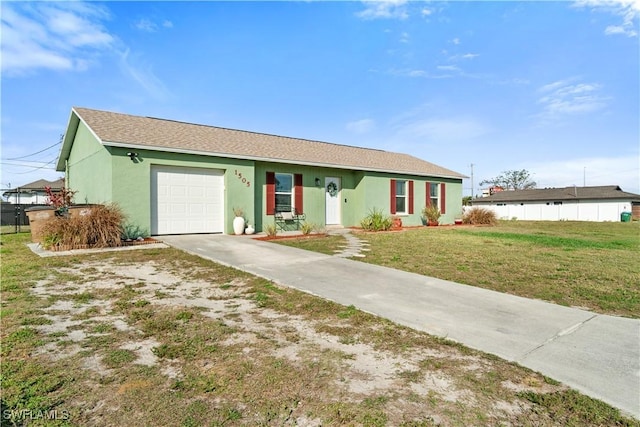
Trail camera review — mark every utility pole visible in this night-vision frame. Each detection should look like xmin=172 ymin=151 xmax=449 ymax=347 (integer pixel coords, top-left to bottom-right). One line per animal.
xmin=470 ymin=163 xmax=475 ymax=198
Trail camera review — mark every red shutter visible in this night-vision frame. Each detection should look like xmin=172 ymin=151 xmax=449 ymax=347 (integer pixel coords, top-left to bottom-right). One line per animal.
xmin=440 ymin=183 xmax=446 ymax=214
xmin=266 ymin=172 xmax=275 ymax=215
xmin=426 ymin=181 xmax=431 ymax=207
xmin=408 ymin=180 xmax=414 ymax=214
xmin=390 ymin=179 xmax=396 ymax=214
xmin=294 ymin=174 xmax=303 ymax=214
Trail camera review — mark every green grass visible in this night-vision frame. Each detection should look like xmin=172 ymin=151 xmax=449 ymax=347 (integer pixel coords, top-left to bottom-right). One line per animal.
xmin=280 ymin=221 xmax=640 ymax=318
xmin=1 ymin=232 xmax=637 ymax=426
xmin=274 ymin=233 xmax=346 ymax=255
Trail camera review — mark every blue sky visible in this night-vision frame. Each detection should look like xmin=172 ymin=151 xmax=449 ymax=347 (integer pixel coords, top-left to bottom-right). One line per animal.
xmin=2 ymin=0 xmax=639 ymax=196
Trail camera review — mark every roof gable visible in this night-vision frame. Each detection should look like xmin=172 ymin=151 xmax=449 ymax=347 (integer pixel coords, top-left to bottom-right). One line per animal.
xmin=59 ymin=107 xmax=466 ymax=179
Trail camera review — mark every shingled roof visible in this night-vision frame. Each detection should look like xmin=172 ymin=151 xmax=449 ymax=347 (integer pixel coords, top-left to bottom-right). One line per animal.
xmin=3 ymin=179 xmax=64 ymax=192
xmin=472 ymin=186 xmax=640 ymax=203
xmin=57 ymin=107 xmax=465 ymax=179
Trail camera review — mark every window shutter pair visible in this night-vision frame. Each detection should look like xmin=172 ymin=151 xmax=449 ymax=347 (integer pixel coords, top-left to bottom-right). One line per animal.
xmin=266 ymin=172 xmax=303 ymax=215
xmin=389 ymin=180 xmax=414 ymax=214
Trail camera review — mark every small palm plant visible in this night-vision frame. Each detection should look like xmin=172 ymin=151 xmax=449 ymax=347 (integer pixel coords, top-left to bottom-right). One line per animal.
xmin=422 ymin=205 xmax=441 ymax=225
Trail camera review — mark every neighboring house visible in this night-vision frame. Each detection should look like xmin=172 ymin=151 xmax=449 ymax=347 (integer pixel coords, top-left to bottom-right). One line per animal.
xmin=55 ymin=107 xmax=466 ymax=235
xmin=471 ymin=185 xmax=640 ymax=222
xmin=2 ymin=178 xmax=64 ymax=204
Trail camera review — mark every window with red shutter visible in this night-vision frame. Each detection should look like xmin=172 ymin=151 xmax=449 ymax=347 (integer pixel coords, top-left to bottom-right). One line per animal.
xmin=266 ymin=172 xmax=275 ymax=215
xmin=294 ymin=174 xmax=303 ymax=214
xmin=408 ymin=180 xmax=414 ymax=214
xmin=390 ymin=179 xmax=397 ymax=214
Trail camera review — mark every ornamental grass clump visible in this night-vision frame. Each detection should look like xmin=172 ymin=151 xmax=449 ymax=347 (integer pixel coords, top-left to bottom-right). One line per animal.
xmin=300 ymin=222 xmax=315 ymax=235
xmin=462 ymin=207 xmax=498 ymax=226
xmin=360 ymin=208 xmax=393 ymax=232
xmin=40 ymin=203 xmax=125 ymax=249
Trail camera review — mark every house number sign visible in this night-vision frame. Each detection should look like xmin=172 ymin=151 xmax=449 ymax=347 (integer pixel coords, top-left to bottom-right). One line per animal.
xmin=234 ymin=170 xmax=251 ymax=187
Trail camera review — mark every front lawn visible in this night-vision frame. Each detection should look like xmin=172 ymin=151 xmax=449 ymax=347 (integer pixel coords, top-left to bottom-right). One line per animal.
xmin=280 ymin=221 xmax=640 ymax=318
xmin=2 ymin=232 xmax=636 ymax=425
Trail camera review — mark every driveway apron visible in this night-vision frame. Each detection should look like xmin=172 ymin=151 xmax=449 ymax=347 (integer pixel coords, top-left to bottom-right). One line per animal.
xmin=161 ymin=234 xmax=640 ymax=419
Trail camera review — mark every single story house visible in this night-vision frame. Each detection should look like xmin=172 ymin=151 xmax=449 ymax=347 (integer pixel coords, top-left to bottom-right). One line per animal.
xmin=471 ymin=185 xmax=640 ymax=222
xmin=2 ymin=178 xmax=64 ymax=204
xmin=55 ymin=107 xmax=466 ymax=235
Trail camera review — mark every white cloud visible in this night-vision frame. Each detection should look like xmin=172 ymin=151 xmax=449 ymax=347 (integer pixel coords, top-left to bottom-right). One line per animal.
xmin=119 ymin=49 xmax=169 ymax=101
xmin=1 ymin=2 xmax=114 ymax=75
xmin=528 ymin=155 xmax=640 ymax=193
xmin=400 ymin=31 xmax=410 ymax=43
xmin=451 ymin=37 xmax=461 ymax=45
xmin=356 ymin=0 xmax=409 ymax=20
xmin=437 ymin=65 xmax=460 ymax=72
xmin=135 ymin=18 xmax=157 ymax=32
xmin=134 ymin=17 xmax=174 ymax=32
xmin=394 ymin=117 xmax=491 ymax=142
xmin=537 ymin=78 xmax=609 ymax=119
xmin=448 ymin=53 xmax=480 ymax=61
xmin=421 ymin=8 xmax=433 ymax=16
xmin=346 ymin=118 xmax=376 ymax=134
xmin=573 ymin=0 xmax=639 ymax=37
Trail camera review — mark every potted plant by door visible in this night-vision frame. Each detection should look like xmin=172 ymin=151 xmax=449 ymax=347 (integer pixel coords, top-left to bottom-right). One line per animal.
xmin=232 ymin=207 xmax=245 ymax=235
xmin=422 ymin=205 xmax=441 ymax=226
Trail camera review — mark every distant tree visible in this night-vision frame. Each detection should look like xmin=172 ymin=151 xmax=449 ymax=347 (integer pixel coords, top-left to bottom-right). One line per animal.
xmin=480 ymin=169 xmax=536 ymax=191
xmin=462 ymin=196 xmax=472 ymax=206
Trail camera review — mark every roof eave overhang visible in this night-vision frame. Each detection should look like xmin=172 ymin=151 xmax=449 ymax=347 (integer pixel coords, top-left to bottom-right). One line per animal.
xmin=103 ymin=140 xmax=467 ymax=180
xmin=55 ymin=109 xmax=80 ymax=171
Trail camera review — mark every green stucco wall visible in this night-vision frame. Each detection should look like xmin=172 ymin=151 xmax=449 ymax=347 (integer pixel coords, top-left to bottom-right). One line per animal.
xmin=357 ymin=173 xmax=463 ymax=226
xmin=254 ymin=162 xmax=360 ymax=231
xmin=65 ymin=128 xmax=463 ymax=234
xmin=66 ymin=121 xmax=112 ymax=204
xmin=108 ymin=148 xmax=255 ymax=234
xmin=254 ymin=164 xmax=463 ymax=230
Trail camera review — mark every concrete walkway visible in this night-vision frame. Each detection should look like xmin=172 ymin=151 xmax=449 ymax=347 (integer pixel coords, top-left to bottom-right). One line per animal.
xmin=161 ymin=234 xmax=640 ymax=418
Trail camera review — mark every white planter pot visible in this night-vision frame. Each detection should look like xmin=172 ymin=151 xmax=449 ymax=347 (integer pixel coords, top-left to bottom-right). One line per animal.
xmin=245 ymin=225 xmax=255 ymax=235
xmin=233 ymin=216 xmax=245 ymax=235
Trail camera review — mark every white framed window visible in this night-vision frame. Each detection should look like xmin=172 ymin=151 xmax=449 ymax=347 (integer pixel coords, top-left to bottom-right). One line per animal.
xmin=275 ymin=173 xmax=293 ymax=213
xmin=395 ymin=180 xmax=407 ymax=214
xmin=429 ymin=182 xmax=439 ymax=209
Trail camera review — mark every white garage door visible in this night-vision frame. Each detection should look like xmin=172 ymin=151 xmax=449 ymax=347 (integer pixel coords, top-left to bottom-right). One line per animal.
xmin=151 ymin=166 xmax=224 ymax=235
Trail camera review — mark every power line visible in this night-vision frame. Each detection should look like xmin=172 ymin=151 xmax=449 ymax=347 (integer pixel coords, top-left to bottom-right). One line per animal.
xmin=8 ymin=158 xmax=57 ymax=174
xmin=3 ymin=140 xmax=62 ymax=161
xmin=1 ymin=160 xmax=57 ymax=166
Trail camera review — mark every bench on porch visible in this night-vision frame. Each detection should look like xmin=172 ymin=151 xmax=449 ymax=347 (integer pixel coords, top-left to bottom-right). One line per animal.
xmin=274 ymin=208 xmax=306 ymax=231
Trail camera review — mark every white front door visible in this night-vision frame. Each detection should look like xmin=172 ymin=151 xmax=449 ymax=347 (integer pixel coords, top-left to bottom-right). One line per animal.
xmin=325 ymin=177 xmax=341 ymax=225
xmin=151 ymin=166 xmax=224 ymax=235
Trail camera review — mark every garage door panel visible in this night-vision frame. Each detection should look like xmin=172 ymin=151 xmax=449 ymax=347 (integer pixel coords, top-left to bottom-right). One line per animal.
xmin=151 ymin=166 xmax=225 ymax=235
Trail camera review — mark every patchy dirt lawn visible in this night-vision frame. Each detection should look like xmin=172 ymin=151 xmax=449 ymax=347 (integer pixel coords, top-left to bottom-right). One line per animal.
xmin=3 ymin=242 xmax=634 ymax=426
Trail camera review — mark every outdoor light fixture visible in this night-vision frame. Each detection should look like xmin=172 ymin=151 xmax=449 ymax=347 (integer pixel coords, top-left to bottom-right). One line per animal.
xmin=127 ymin=152 xmax=139 ymax=160
xmin=315 ymin=177 xmax=321 ymax=186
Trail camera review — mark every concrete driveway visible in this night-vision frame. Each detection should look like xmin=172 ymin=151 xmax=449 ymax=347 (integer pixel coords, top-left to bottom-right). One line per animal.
xmin=161 ymin=234 xmax=640 ymax=419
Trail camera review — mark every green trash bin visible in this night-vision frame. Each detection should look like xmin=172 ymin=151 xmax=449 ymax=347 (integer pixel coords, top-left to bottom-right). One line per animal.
xmin=621 ymin=212 xmax=632 ymax=222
